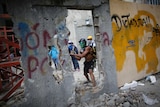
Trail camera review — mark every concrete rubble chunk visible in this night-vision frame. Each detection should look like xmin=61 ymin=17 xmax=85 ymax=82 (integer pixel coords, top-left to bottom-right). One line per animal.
xmin=142 ymin=94 xmax=159 ymax=105
xmin=123 ymin=101 xmax=130 ymax=107
xmin=146 ymin=75 xmax=156 ymax=83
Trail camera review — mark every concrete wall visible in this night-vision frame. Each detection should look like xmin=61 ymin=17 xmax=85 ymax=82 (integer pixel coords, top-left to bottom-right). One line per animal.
xmin=110 ymin=0 xmax=160 ymax=86
xmin=6 ymin=0 xmax=119 ymax=107
xmin=6 ymin=1 xmax=74 ymax=107
xmin=5 ymin=0 xmax=160 ymax=106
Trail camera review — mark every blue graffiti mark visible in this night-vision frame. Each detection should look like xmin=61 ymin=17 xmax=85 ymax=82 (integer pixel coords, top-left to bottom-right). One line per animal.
xmin=56 ymin=23 xmax=66 ymax=33
xmin=18 ymin=22 xmax=38 ymax=56
xmin=18 ymin=22 xmax=29 ymax=57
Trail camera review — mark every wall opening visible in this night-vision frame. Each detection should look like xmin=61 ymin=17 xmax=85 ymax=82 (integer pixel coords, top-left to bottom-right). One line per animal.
xmin=65 ymin=9 xmax=104 ymax=91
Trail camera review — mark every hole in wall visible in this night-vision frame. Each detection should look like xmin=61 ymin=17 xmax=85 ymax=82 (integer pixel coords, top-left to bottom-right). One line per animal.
xmin=47 ymin=9 xmax=105 ymax=91
xmin=65 ymin=9 xmax=104 ymax=92
xmin=47 ymin=20 xmax=71 ymax=84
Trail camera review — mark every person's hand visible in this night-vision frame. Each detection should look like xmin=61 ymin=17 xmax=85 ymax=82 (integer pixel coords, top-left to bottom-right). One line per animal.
xmin=70 ymin=53 xmax=74 ymax=56
xmin=49 ymin=61 xmax=52 ymax=66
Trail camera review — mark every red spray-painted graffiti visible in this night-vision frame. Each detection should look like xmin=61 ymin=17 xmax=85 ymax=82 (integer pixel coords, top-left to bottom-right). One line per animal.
xmin=28 ymin=56 xmax=38 ymax=78
xmin=19 ymin=23 xmax=53 ymax=78
xmin=28 ymin=56 xmax=48 ymax=78
xmin=103 ymin=32 xmax=110 ymax=46
xmin=19 ymin=22 xmax=68 ymax=79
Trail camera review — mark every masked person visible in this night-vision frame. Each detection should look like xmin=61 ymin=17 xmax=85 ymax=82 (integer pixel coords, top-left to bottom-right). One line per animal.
xmin=71 ymin=38 xmax=96 ymax=87
xmin=68 ymin=41 xmax=80 ymax=71
xmin=87 ymin=35 xmax=97 ymax=68
xmin=87 ymin=35 xmax=96 ymax=47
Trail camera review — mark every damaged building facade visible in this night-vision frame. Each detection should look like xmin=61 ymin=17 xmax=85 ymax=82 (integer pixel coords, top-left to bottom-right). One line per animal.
xmin=0 ymin=0 xmax=160 ymax=106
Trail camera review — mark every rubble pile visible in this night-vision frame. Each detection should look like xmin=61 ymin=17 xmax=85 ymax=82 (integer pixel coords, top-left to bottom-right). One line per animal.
xmin=0 ymin=73 xmax=160 ymax=107
xmin=70 ymin=73 xmax=160 ymax=107
xmin=71 ymin=90 xmax=144 ymax=107
xmin=71 ymin=89 xmax=159 ymax=107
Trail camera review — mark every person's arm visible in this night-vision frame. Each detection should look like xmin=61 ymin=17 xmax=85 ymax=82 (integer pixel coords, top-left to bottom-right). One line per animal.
xmin=48 ymin=50 xmax=51 ymax=56
xmin=75 ymin=46 xmax=78 ymax=54
xmin=72 ymin=47 xmax=90 ymax=58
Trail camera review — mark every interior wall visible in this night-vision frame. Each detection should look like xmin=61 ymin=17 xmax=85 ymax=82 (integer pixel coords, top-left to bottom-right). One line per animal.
xmin=110 ymin=0 xmax=160 ymax=86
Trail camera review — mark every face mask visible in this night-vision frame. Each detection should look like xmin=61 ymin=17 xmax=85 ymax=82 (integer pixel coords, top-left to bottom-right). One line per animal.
xmin=88 ymin=40 xmax=92 ymax=44
xmin=79 ymin=42 xmax=85 ymax=48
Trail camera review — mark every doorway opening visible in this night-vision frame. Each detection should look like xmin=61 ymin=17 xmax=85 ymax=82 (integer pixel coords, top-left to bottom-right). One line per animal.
xmin=66 ymin=9 xmax=104 ymax=91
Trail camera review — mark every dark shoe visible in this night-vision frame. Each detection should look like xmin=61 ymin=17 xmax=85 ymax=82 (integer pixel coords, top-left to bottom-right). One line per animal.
xmin=83 ymin=81 xmax=91 ymax=84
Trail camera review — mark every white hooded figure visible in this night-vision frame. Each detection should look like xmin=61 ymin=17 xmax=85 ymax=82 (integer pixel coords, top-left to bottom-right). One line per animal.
xmin=87 ymin=35 xmax=96 ymax=47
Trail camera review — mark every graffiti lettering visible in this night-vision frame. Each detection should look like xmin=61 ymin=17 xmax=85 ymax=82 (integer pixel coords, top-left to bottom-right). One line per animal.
xmin=111 ymin=14 xmax=122 ymax=31
xmin=19 ymin=22 xmax=70 ymax=79
xmin=19 ymin=23 xmax=52 ymax=55
xmin=26 ymin=32 xmax=39 ymax=49
xmin=28 ymin=56 xmax=38 ymax=78
xmin=153 ymin=24 xmax=160 ymax=35
xmin=121 ymin=14 xmax=130 ymax=28
xmin=111 ymin=14 xmax=151 ymax=31
xmin=18 ymin=23 xmax=53 ymax=78
xmin=103 ymin=32 xmax=109 ymax=46
xmin=28 ymin=56 xmax=48 ymax=78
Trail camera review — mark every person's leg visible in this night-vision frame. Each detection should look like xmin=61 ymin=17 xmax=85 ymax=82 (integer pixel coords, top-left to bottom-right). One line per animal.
xmin=84 ymin=72 xmax=90 ymax=82
xmin=89 ymin=69 xmax=96 ymax=87
xmin=76 ymin=59 xmax=80 ymax=69
xmin=53 ymin=58 xmax=58 ymax=69
xmin=72 ymin=58 xmax=76 ymax=70
xmin=84 ymin=62 xmax=90 ymax=82
xmin=74 ymin=59 xmax=80 ymax=70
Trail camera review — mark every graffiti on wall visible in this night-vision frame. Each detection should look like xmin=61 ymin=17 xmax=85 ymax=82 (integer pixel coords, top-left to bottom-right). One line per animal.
xmin=18 ymin=22 xmax=70 ymax=78
xmin=102 ymin=32 xmax=110 ymax=46
xmin=111 ymin=10 xmax=160 ymax=73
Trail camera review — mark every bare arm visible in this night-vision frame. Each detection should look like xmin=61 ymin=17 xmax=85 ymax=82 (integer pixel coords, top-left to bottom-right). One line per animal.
xmin=71 ymin=47 xmax=90 ymax=58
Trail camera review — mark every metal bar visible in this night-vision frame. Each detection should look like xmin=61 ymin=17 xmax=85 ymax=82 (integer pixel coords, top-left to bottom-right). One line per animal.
xmin=0 ymin=77 xmax=24 ymax=101
xmin=0 ymin=14 xmax=11 ymax=19
xmin=0 ymin=67 xmax=23 ymax=78
xmin=3 ymin=72 xmax=22 ymax=90
xmin=0 ymin=37 xmax=20 ymax=49
xmin=0 ymin=75 xmax=2 ymax=90
xmin=0 ymin=59 xmax=20 ymax=67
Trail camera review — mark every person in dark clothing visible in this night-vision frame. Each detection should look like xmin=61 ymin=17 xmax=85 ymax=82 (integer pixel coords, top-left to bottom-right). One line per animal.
xmin=70 ymin=38 xmax=96 ymax=87
xmin=68 ymin=41 xmax=80 ymax=71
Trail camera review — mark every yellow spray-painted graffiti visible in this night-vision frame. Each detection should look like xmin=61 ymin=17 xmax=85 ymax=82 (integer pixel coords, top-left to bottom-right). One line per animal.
xmin=112 ymin=10 xmax=160 ymax=73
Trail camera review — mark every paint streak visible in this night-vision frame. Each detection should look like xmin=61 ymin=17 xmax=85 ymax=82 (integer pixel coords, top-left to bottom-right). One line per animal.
xmin=103 ymin=32 xmax=109 ymax=46
xmin=28 ymin=56 xmax=38 ymax=78
xmin=18 ymin=22 xmax=38 ymax=56
xmin=32 ymin=23 xmax=40 ymax=31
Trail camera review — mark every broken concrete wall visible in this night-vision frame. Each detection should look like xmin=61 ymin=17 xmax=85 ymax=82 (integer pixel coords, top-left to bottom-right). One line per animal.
xmin=93 ymin=3 xmax=118 ymax=93
xmin=110 ymin=0 xmax=160 ymax=86
xmin=6 ymin=0 xmax=118 ymax=107
xmin=7 ymin=1 xmax=74 ymax=107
